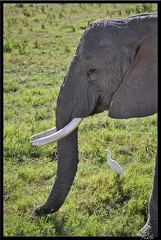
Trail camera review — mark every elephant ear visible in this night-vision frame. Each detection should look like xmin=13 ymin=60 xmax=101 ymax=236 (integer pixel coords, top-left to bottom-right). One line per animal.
xmin=109 ymin=35 xmax=157 ymax=119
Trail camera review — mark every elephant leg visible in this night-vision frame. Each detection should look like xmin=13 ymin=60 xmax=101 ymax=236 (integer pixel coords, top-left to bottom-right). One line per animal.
xmin=140 ymin=151 xmax=158 ymax=237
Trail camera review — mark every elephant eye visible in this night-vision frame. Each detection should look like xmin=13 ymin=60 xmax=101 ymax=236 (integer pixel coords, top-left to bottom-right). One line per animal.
xmin=87 ymin=69 xmax=95 ymax=76
xmin=87 ymin=69 xmax=97 ymax=82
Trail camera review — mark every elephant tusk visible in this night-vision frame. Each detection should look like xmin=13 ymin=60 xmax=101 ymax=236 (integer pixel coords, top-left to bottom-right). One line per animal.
xmin=30 ymin=117 xmax=83 ymax=146
xmin=28 ymin=127 xmax=57 ymax=141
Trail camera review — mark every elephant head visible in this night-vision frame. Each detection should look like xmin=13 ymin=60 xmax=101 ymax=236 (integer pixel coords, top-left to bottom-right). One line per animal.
xmin=30 ymin=13 xmax=157 ymax=219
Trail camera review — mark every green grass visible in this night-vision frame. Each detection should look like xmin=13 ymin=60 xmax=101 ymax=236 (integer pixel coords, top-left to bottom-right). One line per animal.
xmin=4 ymin=3 xmax=157 ymax=237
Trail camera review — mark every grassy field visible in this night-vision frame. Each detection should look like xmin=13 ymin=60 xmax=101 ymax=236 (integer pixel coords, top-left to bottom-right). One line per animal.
xmin=4 ymin=3 xmax=157 ymax=237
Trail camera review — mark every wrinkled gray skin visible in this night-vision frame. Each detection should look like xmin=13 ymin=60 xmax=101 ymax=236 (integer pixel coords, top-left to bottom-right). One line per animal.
xmin=32 ymin=13 xmax=157 ymax=236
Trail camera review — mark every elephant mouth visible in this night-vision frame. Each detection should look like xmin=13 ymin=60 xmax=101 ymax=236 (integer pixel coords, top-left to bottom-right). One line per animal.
xmin=90 ymin=100 xmax=110 ymax=116
xmin=90 ymin=92 xmax=112 ymax=116
xmin=90 ymin=105 xmax=104 ymax=115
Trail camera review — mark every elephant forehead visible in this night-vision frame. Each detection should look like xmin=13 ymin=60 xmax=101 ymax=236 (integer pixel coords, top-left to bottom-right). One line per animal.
xmin=84 ymin=52 xmax=106 ymax=63
xmin=83 ymin=42 xmax=118 ymax=61
xmin=82 ymin=30 xmax=122 ymax=54
xmin=98 ymin=38 xmax=113 ymax=47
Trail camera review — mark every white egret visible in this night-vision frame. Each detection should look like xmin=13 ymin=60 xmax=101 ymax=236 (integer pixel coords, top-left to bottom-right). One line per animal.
xmin=105 ymin=149 xmax=126 ymax=176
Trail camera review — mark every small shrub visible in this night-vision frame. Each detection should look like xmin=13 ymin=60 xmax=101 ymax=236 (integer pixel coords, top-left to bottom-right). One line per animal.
xmin=4 ymin=38 xmax=13 ymax=53
xmin=41 ymin=5 xmax=46 ymax=13
xmin=58 ymin=11 xmax=64 ymax=18
xmin=65 ymin=46 xmax=70 ymax=53
xmin=135 ymin=5 xmax=142 ymax=14
xmin=71 ymin=26 xmax=76 ymax=32
xmin=16 ymin=3 xmax=24 ymax=8
xmin=142 ymin=3 xmax=153 ymax=12
xmin=33 ymin=40 xmax=39 ymax=49
xmin=126 ymin=9 xmax=131 ymax=15
xmin=3 ymin=82 xmax=19 ymax=93
xmin=13 ymin=39 xmax=28 ymax=55
xmin=118 ymin=10 xmax=122 ymax=16
xmin=23 ymin=9 xmax=31 ymax=17
xmin=41 ymin=23 xmax=45 ymax=29
xmin=135 ymin=4 xmax=153 ymax=14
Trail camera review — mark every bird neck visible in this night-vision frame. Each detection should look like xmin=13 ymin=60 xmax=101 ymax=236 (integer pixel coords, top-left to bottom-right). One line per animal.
xmin=107 ymin=152 xmax=111 ymax=159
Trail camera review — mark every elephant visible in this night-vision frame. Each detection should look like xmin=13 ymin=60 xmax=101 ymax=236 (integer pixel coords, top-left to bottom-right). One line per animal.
xmin=29 ymin=13 xmax=158 ymax=237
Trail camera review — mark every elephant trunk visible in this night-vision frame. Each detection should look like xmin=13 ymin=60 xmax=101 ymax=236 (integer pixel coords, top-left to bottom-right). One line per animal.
xmin=32 ymin=76 xmax=79 ymax=216
xmin=32 ymin=131 xmax=78 ymax=216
